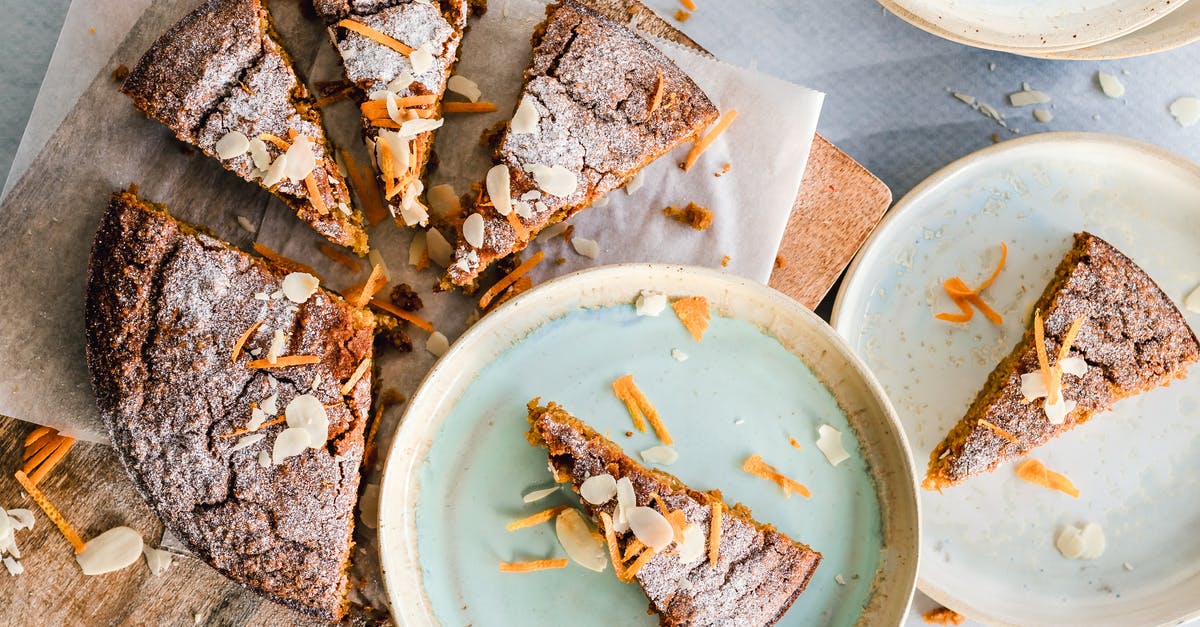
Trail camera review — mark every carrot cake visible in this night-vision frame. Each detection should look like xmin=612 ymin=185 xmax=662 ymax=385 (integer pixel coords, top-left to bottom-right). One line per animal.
xmin=85 ymin=189 xmax=378 ymax=619
xmin=528 ymin=401 xmax=821 ymax=625
xmin=925 ymin=232 xmax=1200 ymax=490
xmin=122 ymin=0 xmax=367 ymax=254
xmin=312 ymin=0 xmax=471 ymax=228
xmin=443 ymin=1 xmax=718 ymax=287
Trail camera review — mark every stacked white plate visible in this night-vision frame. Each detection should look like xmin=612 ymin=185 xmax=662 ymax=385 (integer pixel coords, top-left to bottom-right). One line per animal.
xmin=878 ymin=0 xmax=1200 ymax=59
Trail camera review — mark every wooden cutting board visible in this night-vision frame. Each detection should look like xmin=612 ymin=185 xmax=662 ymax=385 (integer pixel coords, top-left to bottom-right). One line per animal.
xmin=0 ymin=2 xmax=889 ymax=624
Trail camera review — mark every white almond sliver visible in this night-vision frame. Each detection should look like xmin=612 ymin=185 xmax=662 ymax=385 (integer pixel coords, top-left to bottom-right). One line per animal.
xmin=76 ymin=526 xmax=144 ymax=576
xmin=142 ymin=546 xmax=173 ymax=576
xmin=427 ymin=183 xmax=461 ymax=218
xmin=1056 ymin=523 xmax=1106 ymax=559
xmin=1009 ymin=90 xmax=1051 ymax=107
xmin=267 ymin=329 xmax=285 ymax=364
xmin=510 ymin=97 xmax=539 ymax=135
xmin=614 ymin=477 xmax=635 ymax=533
xmin=446 ymin=75 xmax=482 ymax=102
xmin=261 ymin=152 xmax=289 ymax=188
xmin=635 ymin=290 xmax=667 ymax=316
xmin=3 ymin=556 xmax=22 ymax=576
xmin=625 ymin=170 xmax=645 ymax=195
xmin=258 ymin=450 xmax=271 ymax=468
xmin=426 ymin=228 xmax=454 ymax=267
xmin=230 ymin=433 xmax=266 ymax=453
xmin=572 ymin=238 xmax=599 ymax=259
xmin=368 ymin=248 xmax=391 ymax=284
xmin=627 ymin=506 xmax=674 ymax=551
xmin=260 ymin=393 xmax=278 ymax=416
xmin=399 ymin=117 xmax=444 ymax=139
xmin=6 ymin=509 xmax=33 ymax=531
xmin=512 ymin=200 xmax=533 ymax=219
xmin=272 ymin=427 xmax=312 ymax=464
xmin=1059 ymin=357 xmax=1087 ymax=377
xmin=248 ymin=407 xmax=268 ymax=432
xmin=0 ymin=509 xmax=9 ymax=544
xmin=408 ymin=230 xmax=428 ymax=267
xmin=360 ymin=483 xmax=380 ymax=529
xmin=556 ymin=508 xmax=607 ymax=572
xmin=281 ymin=272 xmax=320 ymax=304
xmin=387 ymin=71 xmax=415 ymax=93
xmin=640 ymin=445 xmax=678 ymax=466
xmin=215 ymin=131 xmax=250 ymax=160
xmin=1097 ymin=72 xmax=1125 ymax=98
xmin=486 ymin=165 xmax=512 ymax=216
xmin=236 ymin=215 xmax=257 ymax=234
xmin=427 ymin=331 xmax=450 ymax=357
xmin=248 ymin=139 xmax=270 ymax=171
xmin=525 ymin=164 xmax=578 ymax=197
xmin=1033 ymin=109 xmax=1053 ymax=123
xmin=282 ymin=136 xmax=318 ymax=182
xmin=523 ymin=487 xmax=558 ymax=503
xmin=1043 ymin=396 xmax=1076 ymax=425
xmin=1019 ymin=371 xmax=1048 ymax=401
xmin=816 ymin=425 xmax=851 ymax=466
xmin=463 ymin=213 xmax=486 ymax=248
xmin=535 ymin=222 xmax=569 ymax=242
xmin=1079 ymin=522 xmax=1106 ymax=559
xmin=285 ymin=394 xmax=329 ymax=449
xmin=671 ymin=348 xmax=688 ymax=362
xmin=386 ymin=91 xmax=403 ymax=125
xmin=580 ymin=474 xmax=617 ymax=504
xmin=676 ymin=524 xmax=705 ymax=564
xmin=1185 ymin=284 xmax=1200 ymax=313
xmin=409 ymin=42 xmax=435 ymax=74
xmin=1170 ymin=97 xmax=1200 ymax=127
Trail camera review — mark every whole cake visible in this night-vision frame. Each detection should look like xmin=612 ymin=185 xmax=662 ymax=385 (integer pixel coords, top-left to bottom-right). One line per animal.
xmin=443 ymin=0 xmax=719 ymax=287
xmin=312 ymin=0 xmax=471 ymax=228
xmin=85 ymin=189 xmax=378 ymax=619
xmin=122 ymin=0 xmax=367 ymax=254
xmin=528 ymin=401 xmax=822 ymax=625
xmin=924 ymin=232 xmax=1200 ymax=490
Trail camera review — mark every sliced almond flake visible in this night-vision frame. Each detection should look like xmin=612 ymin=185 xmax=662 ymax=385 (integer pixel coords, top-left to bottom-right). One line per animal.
xmin=556 ymin=508 xmax=607 ymax=572
xmin=253 ymin=292 xmax=269 ymax=301
xmin=816 ymin=425 xmax=851 ymax=466
xmin=76 ymin=527 xmax=144 ymax=575
xmin=1185 ymin=284 xmax=1200 ymax=313
xmin=447 ymin=75 xmax=482 ymax=102
xmin=486 ymin=165 xmax=512 ymax=216
xmin=399 ymin=117 xmax=443 ymax=139
xmin=142 ymin=546 xmax=173 ymax=576
xmin=535 ymin=222 xmax=569 ymax=242
xmin=260 ymin=393 xmax=278 ymax=416
xmin=627 ymin=506 xmax=673 ymax=551
xmin=1056 ymin=522 xmax=1105 ymax=559
xmin=1043 ymin=396 xmax=1076 ymax=425
xmin=1009 ymin=90 xmax=1051 ymax=107
xmin=368 ymin=248 xmax=391 ymax=283
xmin=285 ymin=394 xmax=329 ymax=449
xmin=386 ymin=91 xmax=403 ymax=125
xmin=952 ymin=92 xmax=976 ymax=106
xmin=522 ymin=487 xmax=558 ymax=503
xmin=236 ymin=215 xmax=257 ymax=234
xmin=624 ymin=170 xmax=645 ymax=195
xmin=426 ymin=228 xmax=454 ymax=267
xmin=614 ymin=477 xmax=635 ymax=533
xmin=572 ymin=238 xmax=599 ymax=259
xmin=360 ymin=483 xmax=380 ymax=529
xmin=272 ymin=427 xmax=311 ymax=464
xmin=215 ymin=131 xmax=250 ymax=160
xmin=282 ymin=136 xmax=317 ymax=182
xmin=1033 ymin=109 xmax=1054 ymax=123
xmin=270 ymin=289 xmax=284 ymax=300
xmin=261 ymin=151 xmax=289 ymax=187
xmin=409 ymin=42 xmax=435 ymax=74
xmin=427 ymin=183 xmax=461 ymax=218
xmin=1170 ymin=97 xmax=1200 ymax=127
xmin=463 ymin=213 xmax=486 ymax=248
xmin=1059 ymin=356 xmax=1087 ymax=377
xmin=281 ymin=272 xmax=320 ymax=304
xmin=512 ymin=200 xmax=533 ymax=219
xmin=258 ymin=451 xmax=270 ymax=468
xmin=7 ymin=509 xmax=33 ymax=531
xmin=525 ymin=164 xmax=577 ymax=197
xmin=1020 ymin=371 xmax=1048 ymax=401
xmin=427 ymin=331 xmax=450 ymax=357
xmin=311 ymin=373 xmax=322 ymax=392
xmin=639 ymin=445 xmax=678 ymax=466
xmin=408 ymin=231 xmax=428 ymax=268
xmin=230 ymin=433 xmax=266 ymax=453
xmin=510 ymin=96 xmax=539 ymax=135
xmin=835 ymin=574 xmax=847 ymax=585
xmin=3 ymin=556 xmax=22 ymax=576
xmin=248 ymin=138 xmax=270 ymax=170
xmin=676 ymin=524 xmax=705 ymax=564
xmin=387 ymin=71 xmax=415 ymax=93
xmin=635 ymin=290 xmax=667 ymax=316
xmin=1097 ymin=72 xmax=1125 ymax=98
xmin=266 ymin=329 xmax=285 ymax=364
xmin=580 ymin=474 xmax=617 ymax=504
xmin=670 ymin=348 xmax=688 ymax=362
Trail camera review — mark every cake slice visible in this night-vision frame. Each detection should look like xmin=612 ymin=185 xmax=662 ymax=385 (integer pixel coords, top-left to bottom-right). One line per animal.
xmin=443 ymin=1 xmax=719 ymax=287
xmin=528 ymin=401 xmax=821 ymax=625
xmin=924 ymin=232 xmax=1200 ymax=490
xmin=122 ymin=0 xmax=367 ymax=254
xmin=85 ymin=189 xmax=378 ymax=619
xmin=312 ymin=0 xmax=471 ymax=229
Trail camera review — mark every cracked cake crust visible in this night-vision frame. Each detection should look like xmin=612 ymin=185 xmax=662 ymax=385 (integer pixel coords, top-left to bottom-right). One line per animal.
xmin=925 ymin=232 xmax=1200 ymax=489
xmin=122 ymin=0 xmax=367 ymax=254
xmin=443 ymin=0 xmax=719 ymax=287
xmin=85 ymin=189 xmax=376 ymax=620
xmin=528 ymin=401 xmax=821 ymax=626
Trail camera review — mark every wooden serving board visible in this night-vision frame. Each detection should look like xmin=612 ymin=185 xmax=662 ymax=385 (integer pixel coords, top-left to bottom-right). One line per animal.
xmin=0 ymin=1 xmax=889 ymax=624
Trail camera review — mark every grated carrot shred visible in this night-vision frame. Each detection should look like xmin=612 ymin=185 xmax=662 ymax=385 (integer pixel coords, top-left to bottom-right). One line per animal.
xmin=369 ymin=298 xmax=435 ymax=332
xmin=612 ymin=375 xmax=647 ymax=432
xmin=935 ymin=243 xmax=1006 ymax=325
xmin=498 ymin=558 xmax=568 ymax=572
xmin=25 ymin=426 xmax=52 ymax=447
xmin=360 ymin=95 xmax=437 ymax=115
xmin=1016 ymin=458 xmax=1080 ymax=498
xmin=648 ymin=71 xmax=665 ymax=113
xmin=14 ymin=470 xmax=85 ymax=554
xmin=378 ymin=139 xmax=397 ymax=199
xmin=1058 ymin=316 xmax=1087 ymax=363
xmin=319 ymin=243 xmax=363 ymax=274
xmin=252 ymin=243 xmax=323 ymax=280
xmin=683 ymin=109 xmax=738 ymax=172
xmin=247 ymin=355 xmax=321 ymax=369
xmin=743 ymin=454 xmax=812 ymax=498
xmin=599 ymin=511 xmax=626 ymax=580
xmin=23 ymin=434 xmax=53 ymax=461
xmin=1034 ymin=310 xmax=1055 ymax=404
xmin=612 ymin=375 xmax=672 ymax=444
xmin=506 ymin=505 xmax=569 ymax=531
xmin=624 ymin=546 xmax=657 ymax=579
xmin=443 ymin=101 xmax=498 ymax=113
xmin=708 ymin=500 xmax=722 ymax=566
xmin=788 ymin=437 xmax=802 ymax=450
xmin=341 ymin=150 xmax=388 ymax=227
xmin=340 ymin=357 xmax=371 ymax=396
xmin=219 ymin=416 xmax=286 ymax=439
xmin=22 ymin=435 xmax=67 ymax=476
xmin=29 ymin=437 xmax=74 ymax=485
xmin=621 ymin=538 xmax=646 ymax=563
xmin=337 ymin=18 xmax=414 ymax=55
xmin=230 ymin=319 xmax=263 ymax=364
xmin=303 ymin=172 xmax=329 ymax=215
xmin=680 ymin=0 xmax=697 ymax=10
xmin=977 ymin=419 xmax=1018 ymax=443
xmin=479 ymin=251 xmax=545 ymax=310
xmin=671 ymin=296 xmax=711 ymax=341
xmin=345 ymin=264 xmax=386 ymax=309
xmin=258 ymin=133 xmax=290 ymax=150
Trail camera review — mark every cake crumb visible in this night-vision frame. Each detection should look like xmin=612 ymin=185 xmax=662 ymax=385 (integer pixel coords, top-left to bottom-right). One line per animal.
xmin=834 ymin=574 xmax=846 ymax=585
xmin=923 ymin=607 xmax=964 ymax=625
xmin=674 ymin=9 xmax=691 ymax=22
xmin=715 ymin=162 xmax=731 ymax=177
xmin=663 ymin=202 xmax=713 ymax=230
xmin=720 ymin=255 xmax=730 ymax=267
xmin=390 ymin=283 xmax=424 ymax=312
xmin=112 ymin=64 xmax=130 ymax=82
xmin=554 ymin=257 xmax=566 ymax=265
xmin=774 ymin=255 xmax=787 ymax=269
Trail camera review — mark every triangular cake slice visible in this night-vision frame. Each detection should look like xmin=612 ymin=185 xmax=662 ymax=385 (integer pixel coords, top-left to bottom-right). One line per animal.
xmin=528 ymin=401 xmax=821 ymax=625
xmin=312 ymin=0 xmax=470 ymax=229
xmin=924 ymin=232 xmax=1200 ymax=490
xmin=443 ymin=1 xmax=719 ymax=287
xmin=85 ymin=189 xmax=378 ymax=619
xmin=122 ymin=0 xmax=367 ymax=254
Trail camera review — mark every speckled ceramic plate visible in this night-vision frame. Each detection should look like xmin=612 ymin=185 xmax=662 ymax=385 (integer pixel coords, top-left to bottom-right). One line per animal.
xmin=878 ymin=0 xmax=1188 ymax=54
xmin=377 ymin=264 xmax=919 ymax=625
xmin=1037 ymin=0 xmax=1200 ymax=60
xmin=832 ymin=132 xmax=1200 ymax=626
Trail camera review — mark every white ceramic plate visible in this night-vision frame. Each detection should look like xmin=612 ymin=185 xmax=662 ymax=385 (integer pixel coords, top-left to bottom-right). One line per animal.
xmin=377 ymin=264 xmax=919 ymax=626
xmin=878 ymin=0 xmax=1188 ymax=54
xmin=832 ymin=132 xmax=1200 ymax=626
xmin=1036 ymin=0 xmax=1200 ymax=59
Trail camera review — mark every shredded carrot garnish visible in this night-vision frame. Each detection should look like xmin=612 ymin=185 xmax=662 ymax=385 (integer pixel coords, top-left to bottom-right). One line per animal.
xmin=360 ymin=95 xmax=437 ymax=115
xmin=612 ymin=375 xmax=647 ymax=432
xmin=622 ymin=538 xmax=646 ymax=563
xmin=648 ymin=71 xmax=665 ymax=113
xmin=934 ymin=294 xmax=974 ymax=323
xmin=340 ymin=357 xmax=371 ymax=396
xmin=674 ymin=8 xmax=691 ymax=21
xmin=1015 ymin=458 xmax=1080 ymax=498
xmin=1058 ymin=316 xmax=1087 ymax=363
xmin=303 ymin=172 xmax=328 ymax=215
xmin=258 ymin=133 xmax=290 ymax=150
xmin=964 ymin=293 xmax=1002 ymax=326
xmin=22 ymin=435 xmax=63 ymax=475
xmin=680 ymin=0 xmax=697 ymax=10
xmin=498 ymin=558 xmax=568 ymax=572
xmin=337 ymin=18 xmax=414 ymax=55
xmin=683 ymin=110 xmax=738 ymax=172
xmin=671 ymin=296 xmax=711 ymax=341
xmin=23 ymin=433 xmax=55 ymax=461
xmin=624 ymin=546 xmax=657 ymax=578
xmin=788 ymin=437 xmax=802 ymax=450
xmin=923 ymin=607 xmax=965 ymax=625
xmin=506 ymin=505 xmax=569 ymax=531
xmin=25 ymin=426 xmax=52 ymax=447
xmin=1034 ymin=310 xmax=1055 ymax=404
xmin=28 ymin=437 xmax=74 ymax=485
xmin=313 ymin=82 xmax=355 ymax=108
xmin=479 ymin=251 xmax=545 ymax=309
xmin=345 ymin=263 xmax=386 ymax=309
xmin=14 ymin=470 xmax=85 ymax=554
xmin=341 ymin=150 xmax=387 ymax=227
xmin=252 ymin=242 xmax=322 ymax=279
xmin=977 ymin=419 xmax=1018 ymax=443
xmin=230 ymin=319 xmax=263 ymax=364
xmin=599 ymin=511 xmax=626 ymax=580
xmin=743 ymin=454 xmax=812 ymax=498
xmin=708 ymin=500 xmax=722 ymax=566
xmin=378 ymin=139 xmax=397 ymax=198
xmin=247 ymin=355 xmax=322 ymax=369
xmin=612 ymin=375 xmax=671 ymax=444
xmin=935 ymin=243 xmax=1006 ymax=325
xmin=443 ymin=101 xmax=499 ymax=113
xmin=369 ymin=298 xmax=435 ymax=332
xmin=318 ymin=243 xmax=362 ymax=274
xmin=220 ymin=415 xmax=286 ymax=439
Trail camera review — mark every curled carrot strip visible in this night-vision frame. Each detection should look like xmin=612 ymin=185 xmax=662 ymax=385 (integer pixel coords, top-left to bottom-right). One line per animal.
xmin=935 ymin=243 xmax=1006 ymax=325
